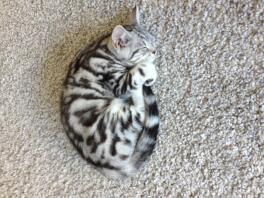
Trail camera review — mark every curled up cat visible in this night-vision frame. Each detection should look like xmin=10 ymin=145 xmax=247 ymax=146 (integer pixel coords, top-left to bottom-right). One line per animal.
xmin=60 ymin=7 xmax=160 ymax=179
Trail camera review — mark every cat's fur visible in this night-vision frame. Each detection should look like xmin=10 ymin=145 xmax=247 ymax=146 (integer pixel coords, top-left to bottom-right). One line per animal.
xmin=60 ymin=7 xmax=159 ymax=179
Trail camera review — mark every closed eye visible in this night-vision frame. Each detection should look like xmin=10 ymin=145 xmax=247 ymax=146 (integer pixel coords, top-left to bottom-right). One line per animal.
xmin=129 ymin=47 xmax=147 ymax=60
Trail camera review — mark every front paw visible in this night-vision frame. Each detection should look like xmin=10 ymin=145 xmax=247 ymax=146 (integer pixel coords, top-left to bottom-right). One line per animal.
xmin=142 ymin=64 xmax=157 ymax=87
xmin=130 ymin=69 xmax=145 ymax=88
xmin=130 ymin=63 xmax=157 ymax=88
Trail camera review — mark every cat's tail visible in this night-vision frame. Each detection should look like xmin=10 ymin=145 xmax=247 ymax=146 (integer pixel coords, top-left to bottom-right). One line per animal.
xmin=131 ymin=85 xmax=160 ymax=169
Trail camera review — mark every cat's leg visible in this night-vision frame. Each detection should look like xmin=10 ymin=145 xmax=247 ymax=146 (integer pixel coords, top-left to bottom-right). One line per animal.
xmin=105 ymin=86 xmax=145 ymax=159
xmin=129 ymin=86 xmax=145 ymax=115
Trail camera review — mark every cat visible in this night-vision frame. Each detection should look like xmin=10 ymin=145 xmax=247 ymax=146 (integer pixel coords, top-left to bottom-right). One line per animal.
xmin=60 ymin=7 xmax=159 ymax=179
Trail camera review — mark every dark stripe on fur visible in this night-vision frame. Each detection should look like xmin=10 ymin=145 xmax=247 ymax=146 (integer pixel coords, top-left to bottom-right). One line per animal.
xmin=69 ymin=93 xmax=110 ymax=101
xmin=145 ymin=124 xmax=159 ymax=140
xmin=119 ymin=155 xmax=129 ymax=160
xmin=86 ymin=135 xmax=95 ymax=145
xmin=90 ymin=142 xmax=98 ymax=153
xmin=97 ymin=118 xmax=107 ymax=143
xmin=81 ymin=111 xmax=99 ymax=127
xmin=138 ymin=68 xmax=145 ymax=76
xmin=135 ymin=113 xmax=142 ymax=125
xmin=74 ymin=107 xmax=97 ymax=117
xmin=127 ymin=73 xmax=136 ymax=89
xmin=110 ymin=116 xmax=117 ymax=133
xmin=129 ymin=48 xmax=140 ymax=60
xmin=124 ymin=138 xmax=131 ymax=145
xmin=121 ymin=117 xmax=130 ymax=131
xmin=148 ymin=101 xmax=159 ymax=116
xmin=110 ymin=135 xmax=121 ymax=156
xmin=67 ymin=82 xmax=105 ymax=96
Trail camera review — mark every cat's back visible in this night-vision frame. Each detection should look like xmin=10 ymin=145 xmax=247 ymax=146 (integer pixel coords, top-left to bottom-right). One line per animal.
xmin=60 ymin=37 xmax=115 ymax=155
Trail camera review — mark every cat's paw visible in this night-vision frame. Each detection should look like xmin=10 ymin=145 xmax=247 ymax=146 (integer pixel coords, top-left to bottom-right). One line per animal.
xmin=141 ymin=63 xmax=157 ymax=87
xmin=130 ymin=63 xmax=157 ymax=88
xmin=130 ymin=68 xmax=145 ymax=88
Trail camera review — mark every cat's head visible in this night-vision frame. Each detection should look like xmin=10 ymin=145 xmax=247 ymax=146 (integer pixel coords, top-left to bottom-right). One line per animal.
xmin=109 ymin=7 xmax=157 ymax=64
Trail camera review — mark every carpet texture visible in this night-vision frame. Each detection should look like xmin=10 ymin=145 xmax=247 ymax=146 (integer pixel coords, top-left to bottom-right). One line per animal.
xmin=1 ymin=0 xmax=263 ymax=197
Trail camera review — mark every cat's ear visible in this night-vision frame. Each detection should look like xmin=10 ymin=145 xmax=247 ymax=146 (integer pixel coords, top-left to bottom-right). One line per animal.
xmin=111 ymin=25 xmax=131 ymax=48
xmin=128 ymin=6 xmax=140 ymax=26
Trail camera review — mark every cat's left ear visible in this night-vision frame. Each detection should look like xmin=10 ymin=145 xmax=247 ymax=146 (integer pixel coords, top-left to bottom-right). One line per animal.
xmin=128 ymin=6 xmax=140 ymax=26
xmin=111 ymin=25 xmax=131 ymax=48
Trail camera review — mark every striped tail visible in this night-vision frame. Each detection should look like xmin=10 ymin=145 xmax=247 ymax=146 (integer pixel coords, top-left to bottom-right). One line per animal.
xmin=131 ymin=85 xmax=160 ymax=168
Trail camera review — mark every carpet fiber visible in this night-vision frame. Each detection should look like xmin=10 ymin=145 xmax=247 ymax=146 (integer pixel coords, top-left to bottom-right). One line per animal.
xmin=1 ymin=0 xmax=263 ymax=197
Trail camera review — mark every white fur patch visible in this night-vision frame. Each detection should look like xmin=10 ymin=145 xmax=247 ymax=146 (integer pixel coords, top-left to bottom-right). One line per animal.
xmin=145 ymin=116 xmax=159 ymax=128
xmin=144 ymin=94 xmax=156 ymax=104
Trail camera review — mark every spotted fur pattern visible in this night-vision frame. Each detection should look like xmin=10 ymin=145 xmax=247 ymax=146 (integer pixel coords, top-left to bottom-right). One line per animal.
xmin=60 ymin=7 xmax=159 ymax=179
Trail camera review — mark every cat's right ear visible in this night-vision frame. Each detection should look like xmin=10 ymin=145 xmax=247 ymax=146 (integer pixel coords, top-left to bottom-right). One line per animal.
xmin=128 ymin=6 xmax=140 ymax=26
xmin=111 ymin=25 xmax=131 ymax=48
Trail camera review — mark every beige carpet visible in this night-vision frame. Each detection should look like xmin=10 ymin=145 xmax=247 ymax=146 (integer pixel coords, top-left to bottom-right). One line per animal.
xmin=1 ymin=0 xmax=264 ymax=197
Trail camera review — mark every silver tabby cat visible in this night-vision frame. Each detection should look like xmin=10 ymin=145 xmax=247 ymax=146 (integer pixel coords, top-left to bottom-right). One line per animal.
xmin=61 ymin=7 xmax=159 ymax=179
